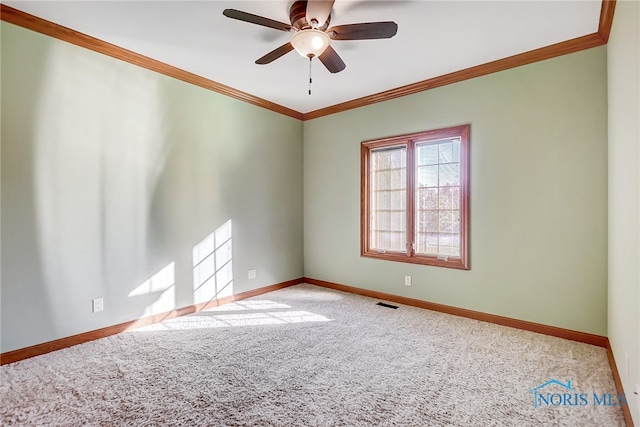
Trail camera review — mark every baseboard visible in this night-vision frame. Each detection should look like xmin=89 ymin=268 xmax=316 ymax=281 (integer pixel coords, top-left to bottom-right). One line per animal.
xmin=0 ymin=277 xmax=304 ymax=365
xmin=606 ymin=341 xmax=636 ymax=427
xmin=303 ymin=277 xmax=608 ymax=347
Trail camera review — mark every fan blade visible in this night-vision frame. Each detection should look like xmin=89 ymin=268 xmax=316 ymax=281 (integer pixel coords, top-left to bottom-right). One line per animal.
xmin=318 ymin=46 xmax=346 ymax=73
xmin=306 ymin=0 xmax=335 ymax=28
xmin=255 ymin=42 xmax=294 ymax=64
xmin=223 ymin=9 xmax=292 ymax=32
xmin=327 ymin=22 xmax=398 ymax=40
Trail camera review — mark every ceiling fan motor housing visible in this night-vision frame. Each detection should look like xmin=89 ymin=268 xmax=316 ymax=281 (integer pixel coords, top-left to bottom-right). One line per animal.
xmin=290 ymin=0 xmax=330 ymax=31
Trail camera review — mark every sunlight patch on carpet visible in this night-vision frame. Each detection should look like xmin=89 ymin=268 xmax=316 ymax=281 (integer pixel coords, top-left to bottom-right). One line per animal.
xmin=127 ymin=308 xmax=332 ymax=332
xmin=206 ymin=300 xmax=293 ymax=312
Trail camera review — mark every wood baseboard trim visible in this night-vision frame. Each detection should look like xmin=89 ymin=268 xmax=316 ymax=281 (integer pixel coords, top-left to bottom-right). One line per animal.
xmin=606 ymin=341 xmax=636 ymax=427
xmin=303 ymin=277 xmax=608 ymax=347
xmin=0 ymin=278 xmax=304 ymax=366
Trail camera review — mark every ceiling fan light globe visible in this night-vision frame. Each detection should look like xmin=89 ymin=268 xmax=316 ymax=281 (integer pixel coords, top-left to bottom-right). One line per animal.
xmin=311 ymin=36 xmax=324 ymax=49
xmin=291 ymin=29 xmax=330 ymax=58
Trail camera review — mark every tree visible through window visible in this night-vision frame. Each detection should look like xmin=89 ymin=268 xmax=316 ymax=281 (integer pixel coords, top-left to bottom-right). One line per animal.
xmin=361 ymin=125 xmax=470 ymax=269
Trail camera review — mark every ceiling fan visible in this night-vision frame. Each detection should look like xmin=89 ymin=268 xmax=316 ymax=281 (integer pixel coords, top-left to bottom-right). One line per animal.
xmin=223 ymin=0 xmax=398 ymax=74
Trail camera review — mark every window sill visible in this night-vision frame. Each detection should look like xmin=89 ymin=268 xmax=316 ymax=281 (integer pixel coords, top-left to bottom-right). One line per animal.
xmin=361 ymin=251 xmax=469 ymax=270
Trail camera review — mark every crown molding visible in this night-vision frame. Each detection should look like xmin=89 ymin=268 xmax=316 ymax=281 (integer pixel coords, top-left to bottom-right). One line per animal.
xmin=302 ymin=32 xmax=605 ymax=120
xmin=0 ymin=4 xmax=304 ymax=121
xmin=597 ymin=0 xmax=616 ymax=43
xmin=2 ymin=2 xmax=615 ymax=122
xmin=303 ymin=0 xmax=615 ymax=120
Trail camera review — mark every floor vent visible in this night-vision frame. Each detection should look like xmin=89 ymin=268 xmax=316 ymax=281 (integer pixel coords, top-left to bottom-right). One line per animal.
xmin=376 ymin=302 xmax=398 ymax=309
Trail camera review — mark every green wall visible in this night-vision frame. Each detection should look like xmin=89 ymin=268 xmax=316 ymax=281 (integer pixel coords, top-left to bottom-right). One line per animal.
xmin=608 ymin=0 xmax=640 ymax=423
xmin=1 ymin=22 xmax=304 ymax=353
xmin=304 ymin=47 xmax=609 ymax=335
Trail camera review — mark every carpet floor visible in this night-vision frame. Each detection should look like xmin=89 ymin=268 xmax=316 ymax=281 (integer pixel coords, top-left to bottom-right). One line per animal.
xmin=0 ymin=284 xmax=626 ymax=426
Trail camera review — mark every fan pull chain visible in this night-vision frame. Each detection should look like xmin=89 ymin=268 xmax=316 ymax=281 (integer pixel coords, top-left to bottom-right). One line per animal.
xmin=308 ymin=56 xmax=313 ymax=95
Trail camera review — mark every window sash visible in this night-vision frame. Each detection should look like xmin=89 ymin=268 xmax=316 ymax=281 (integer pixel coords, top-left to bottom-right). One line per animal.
xmin=369 ymin=146 xmax=407 ymax=253
xmin=414 ymin=138 xmax=462 ymax=258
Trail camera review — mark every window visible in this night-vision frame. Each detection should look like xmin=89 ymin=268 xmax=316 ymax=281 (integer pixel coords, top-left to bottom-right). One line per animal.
xmin=361 ymin=125 xmax=470 ymax=270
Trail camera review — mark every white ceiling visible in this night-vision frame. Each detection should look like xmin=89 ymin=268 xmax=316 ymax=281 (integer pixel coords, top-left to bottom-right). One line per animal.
xmin=4 ymin=1 xmax=602 ymax=114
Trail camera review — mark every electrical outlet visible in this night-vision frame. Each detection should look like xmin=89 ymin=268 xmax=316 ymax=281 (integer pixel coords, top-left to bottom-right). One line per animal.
xmin=404 ymin=275 xmax=411 ymax=286
xmin=92 ymin=298 xmax=103 ymax=313
xmin=248 ymin=269 xmax=257 ymax=280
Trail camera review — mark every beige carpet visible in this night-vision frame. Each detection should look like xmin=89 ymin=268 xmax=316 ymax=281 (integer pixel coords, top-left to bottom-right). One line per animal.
xmin=0 ymin=284 xmax=626 ymax=426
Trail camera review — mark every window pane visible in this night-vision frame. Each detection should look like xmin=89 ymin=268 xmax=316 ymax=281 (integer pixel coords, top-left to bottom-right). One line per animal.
xmin=439 ymin=231 xmax=460 ymax=257
xmin=417 ymin=144 xmax=438 ymax=166
xmin=390 ymin=150 xmax=405 ymax=168
xmin=389 ymin=211 xmax=405 ymax=231
xmin=374 ymin=191 xmax=389 ymax=210
xmin=416 ymin=210 xmax=439 ymax=233
xmin=439 ymin=140 xmax=460 ymax=163
xmin=416 ymin=187 xmax=438 ymax=210
xmin=374 ymin=212 xmax=389 ymax=229
xmin=439 ymin=232 xmax=460 ymax=249
xmin=415 ymin=232 xmax=441 ymax=254
xmin=439 ymin=243 xmax=460 ymax=257
xmin=373 ymin=231 xmax=389 ymax=250
xmin=415 ymin=232 xmax=426 ymax=254
xmin=389 ymin=232 xmax=405 ymax=251
xmin=389 ymin=169 xmax=404 ymax=190
xmin=438 ymin=186 xmax=460 ymax=210
xmin=439 ymin=163 xmax=459 ymax=186
xmin=439 ymin=210 xmax=460 ymax=234
xmin=417 ymin=165 xmax=438 ymax=188
xmin=373 ymin=151 xmax=389 ymax=171
xmin=375 ymin=170 xmax=390 ymax=190
xmin=390 ymin=189 xmax=404 ymax=208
